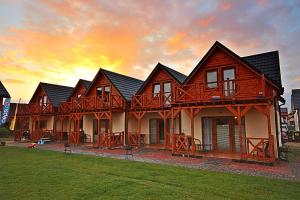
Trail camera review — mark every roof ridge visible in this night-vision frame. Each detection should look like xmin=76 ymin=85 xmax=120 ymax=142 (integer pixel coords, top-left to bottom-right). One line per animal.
xmin=101 ymin=68 xmax=143 ymax=82
xmin=40 ymin=82 xmax=73 ymax=89
xmin=242 ymin=50 xmax=278 ymax=58
xmin=161 ymin=63 xmax=187 ymax=77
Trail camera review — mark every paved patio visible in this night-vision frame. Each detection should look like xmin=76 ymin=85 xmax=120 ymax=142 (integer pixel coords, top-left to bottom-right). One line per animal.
xmin=6 ymin=141 xmax=300 ymax=181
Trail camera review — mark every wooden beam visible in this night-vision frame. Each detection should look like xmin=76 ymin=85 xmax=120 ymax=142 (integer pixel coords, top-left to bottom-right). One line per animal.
xmin=241 ymin=105 xmax=252 ymax=117
xmin=226 ymin=105 xmax=238 ymax=116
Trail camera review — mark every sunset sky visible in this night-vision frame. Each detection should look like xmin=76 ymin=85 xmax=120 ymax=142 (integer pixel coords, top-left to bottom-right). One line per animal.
xmin=0 ymin=0 xmax=300 ymax=109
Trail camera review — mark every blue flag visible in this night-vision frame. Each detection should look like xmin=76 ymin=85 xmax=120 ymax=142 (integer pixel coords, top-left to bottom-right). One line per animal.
xmin=0 ymin=98 xmax=11 ymax=127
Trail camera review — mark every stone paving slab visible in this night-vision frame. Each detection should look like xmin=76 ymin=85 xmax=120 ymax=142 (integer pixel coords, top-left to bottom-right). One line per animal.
xmin=5 ymin=141 xmax=300 ymax=182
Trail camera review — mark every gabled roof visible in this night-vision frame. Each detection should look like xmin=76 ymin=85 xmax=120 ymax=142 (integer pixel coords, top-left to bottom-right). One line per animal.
xmin=242 ymin=51 xmax=281 ymax=86
xmin=67 ymin=79 xmax=92 ymax=101
xmin=0 ymin=81 xmax=10 ymax=98
xmin=291 ymin=89 xmax=300 ymax=110
xmin=184 ymin=41 xmax=282 ymax=90
xmin=30 ymin=82 xmax=74 ymax=108
xmin=86 ymin=68 xmax=144 ymax=101
xmin=79 ymin=79 xmax=92 ymax=89
xmin=136 ymin=63 xmax=187 ymax=94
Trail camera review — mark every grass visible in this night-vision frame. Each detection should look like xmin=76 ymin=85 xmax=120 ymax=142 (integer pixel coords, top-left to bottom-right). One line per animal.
xmin=0 ymin=147 xmax=299 ymax=200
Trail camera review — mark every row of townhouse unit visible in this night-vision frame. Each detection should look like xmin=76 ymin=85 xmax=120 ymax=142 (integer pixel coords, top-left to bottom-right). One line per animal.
xmin=13 ymin=41 xmax=285 ymax=163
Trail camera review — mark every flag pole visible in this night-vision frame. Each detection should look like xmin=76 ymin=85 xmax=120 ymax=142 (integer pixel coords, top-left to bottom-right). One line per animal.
xmin=10 ymin=98 xmax=21 ymax=131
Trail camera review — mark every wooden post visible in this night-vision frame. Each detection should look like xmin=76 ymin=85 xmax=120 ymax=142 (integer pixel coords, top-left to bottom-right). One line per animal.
xmin=262 ymin=74 xmax=266 ymax=96
xmin=109 ymin=112 xmax=112 ymax=134
xmin=60 ymin=118 xmax=64 ymax=141
xmin=163 ymin=111 xmax=167 ymax=147
xmin=266 ymin=106 xmax=274 ymax=161
xmin=97 ymin=114 xmax=101 ymax=147
xmin=171 ymin=109 xmax=175 ymax=148
xmin=68 ymin=117 xmax=71 ymax=144
xmin=125 ymin=112 xmax=128 ymax=145
xmin=237 ymin=106 xmax=243 ymax=160
xmin=190 ymin=108 xmax=195 ymax=156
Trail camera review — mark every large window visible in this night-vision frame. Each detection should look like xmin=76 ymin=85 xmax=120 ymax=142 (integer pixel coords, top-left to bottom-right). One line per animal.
xmin=153 ymin=83 xmax=160 ymax=97
xmin=206 ymin=70 xmax=218 ymax=88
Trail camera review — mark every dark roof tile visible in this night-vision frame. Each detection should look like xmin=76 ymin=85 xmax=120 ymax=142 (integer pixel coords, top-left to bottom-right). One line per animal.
xmin=0 ymin=81 xmax=10 ymax=98
xmin=101 ymin=69 xmax=144 ymax=101
xmin=242 ymin=51 xmax=281 ymax=86
xmin=40 ymin=82 xmax=73 ymax=107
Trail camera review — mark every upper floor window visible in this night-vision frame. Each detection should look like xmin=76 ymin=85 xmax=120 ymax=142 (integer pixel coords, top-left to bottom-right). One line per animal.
xmin=96 ymin=87 xmax=103 ymax=96
xmin=104 ymin=86 xmax=110 ymax=95
xmin=206 ymin=70 xmax=218 ymax=88
xmin=223 ymin=68 xmax=235 ymax=81
xmin=39 ymin=95 xmax=47 ymax=106
xmin=153 ymin=83 xmax=160 ymax=97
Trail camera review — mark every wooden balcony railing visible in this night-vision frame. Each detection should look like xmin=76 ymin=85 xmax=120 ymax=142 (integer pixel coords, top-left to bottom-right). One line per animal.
xmin=126 ymin=132 xmax=146 ymax=147
xmin=58 ymin=94 xmax=125 ymax=114
xmin=245 ymin=135 xmax=275 ymax=162
xmin=98 ymin=132 xmax=124 ymax=148
xmin=172 ymin=134 xmax=192 ymax=155
xmin=174 ymin=77 xmax=271 ymax=104
xmin=17 ymin=103 xmax=54 ymax=115
xmin=131 ymin=92 xmax=173 ymax=109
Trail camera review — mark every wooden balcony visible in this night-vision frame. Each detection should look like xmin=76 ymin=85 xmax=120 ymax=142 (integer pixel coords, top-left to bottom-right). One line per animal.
xmin=17 ymin=103 xmax=54 ymax=115
xmin=174 ymin=77 xmax=271 ymax=104
xmin=131 ymin=93 xmax=172 ymax=109
xmin=58 ymin=95 xmax=125 ymax=114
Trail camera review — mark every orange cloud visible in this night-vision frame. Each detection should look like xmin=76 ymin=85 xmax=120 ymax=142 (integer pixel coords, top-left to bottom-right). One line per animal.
xmin=199 ymin=16 xmax=215 ymax=27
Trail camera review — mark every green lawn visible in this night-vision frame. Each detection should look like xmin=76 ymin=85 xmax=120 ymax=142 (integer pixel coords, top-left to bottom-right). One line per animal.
xmin=0 ymin=147 xmax=299 ymax=200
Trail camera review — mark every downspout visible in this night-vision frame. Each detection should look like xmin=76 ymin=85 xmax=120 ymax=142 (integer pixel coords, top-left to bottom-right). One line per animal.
xmin=276 ymin=96 xmax=286 ymax=159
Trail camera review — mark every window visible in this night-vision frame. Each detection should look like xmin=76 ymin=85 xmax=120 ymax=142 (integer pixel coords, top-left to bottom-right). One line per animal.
xmin=104 ymin=86 xmax=110 ymax=95
xmin=96 ymin=87 xmax=103 ymax=96
xmin=153 ymin=84 xmax=160 ymax=97
xmin=206 ymin=70 xmax=218 ymax=88
xmin=163 ymin=82 xmax=171 ymax=105
xmin=223 ymin=68 xmax=235 ymax=81
xmin=223 ymin=68 xmax=235 ymax=97
xmin=39 ymin=96 xmax=47 ymax=106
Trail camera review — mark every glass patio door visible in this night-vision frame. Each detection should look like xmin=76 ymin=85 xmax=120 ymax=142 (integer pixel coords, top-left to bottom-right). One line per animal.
xmin=216 ymin=118 xmax=231 ymax=152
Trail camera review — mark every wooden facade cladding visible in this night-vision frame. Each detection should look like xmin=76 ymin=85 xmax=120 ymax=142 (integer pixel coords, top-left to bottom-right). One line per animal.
xmin=131 ymin=67 xmax=180 ymax=109
xmin=173 ymin=47 xmax=278 ymax=105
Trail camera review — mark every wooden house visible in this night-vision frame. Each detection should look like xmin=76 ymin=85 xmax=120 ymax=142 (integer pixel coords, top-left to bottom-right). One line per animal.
xmin=57 ymin=68 xmax=143 ymax=146
xmin=56 ymin=79 xmax=92 ymax=141
xmin=16 ymin=82 xmax=73 ymax=140
xmin=170 ymin=41 xmax=283 ymax=162
xmin=128 ymin=63 xmax=187 ymax=147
